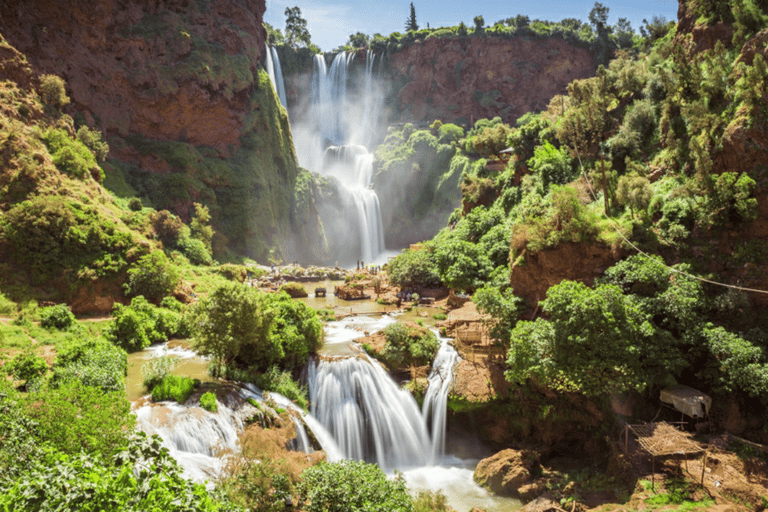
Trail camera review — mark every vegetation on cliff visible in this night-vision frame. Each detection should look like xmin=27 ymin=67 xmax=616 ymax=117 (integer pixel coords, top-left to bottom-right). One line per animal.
xmin=387 ymin=0 xmax=768 ymax=442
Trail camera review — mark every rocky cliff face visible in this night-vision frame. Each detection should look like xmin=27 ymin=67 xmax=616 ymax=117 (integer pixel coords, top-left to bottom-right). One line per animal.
xmin=0 ymin=0 xmax=328 ymax=264
xmin=389 ymin=36 xmax=595 ymax=126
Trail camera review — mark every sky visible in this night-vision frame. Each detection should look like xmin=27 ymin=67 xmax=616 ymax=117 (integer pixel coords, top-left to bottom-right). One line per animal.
xmin=263 ymin=0 xmax=679 ymax=52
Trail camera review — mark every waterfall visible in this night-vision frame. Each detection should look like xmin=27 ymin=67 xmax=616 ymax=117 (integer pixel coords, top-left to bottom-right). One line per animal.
xmin=265 ymin=44 xmax=287 ymax=108
xmin=270 ymin=46 xmax=287 ymax=108
xmin=423 ymin=338 xmax=460 ymax=461
xmin=296 ymin=51 xmax=386 ymax=266
xmin=307 ymin=354 xmax=432 ymax=470
xmin=306 ymin=329 xmax=460 ymax=471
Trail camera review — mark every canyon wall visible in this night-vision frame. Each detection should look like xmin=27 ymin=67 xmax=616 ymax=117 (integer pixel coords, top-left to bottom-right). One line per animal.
xmin=388 ymin=36 xmax=595 ymax=126
xmin=0 ymin=0 xmax=328 ymax=263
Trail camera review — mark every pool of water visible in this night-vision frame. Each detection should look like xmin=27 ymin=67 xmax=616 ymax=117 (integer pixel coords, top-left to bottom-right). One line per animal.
xmin=126 ymin=341 xmax=214 ymax=401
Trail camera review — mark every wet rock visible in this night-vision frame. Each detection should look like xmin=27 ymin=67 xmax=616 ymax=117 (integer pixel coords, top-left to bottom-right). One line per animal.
xmin=473 ymin=448 xmax=541 ymax=497
xmin=519 ymin=497 xmax=565 ymax=512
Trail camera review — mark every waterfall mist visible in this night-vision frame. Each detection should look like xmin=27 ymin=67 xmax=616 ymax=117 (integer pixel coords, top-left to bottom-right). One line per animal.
xmin=288 ymin=51 xmax=390 ymax=267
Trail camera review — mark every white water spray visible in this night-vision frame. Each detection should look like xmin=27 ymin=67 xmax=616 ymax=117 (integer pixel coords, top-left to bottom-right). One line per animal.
xmin=265 ymin=44 xmax=287 ymax=108
xmin=295 ymin=51 xmax=387 ymax=265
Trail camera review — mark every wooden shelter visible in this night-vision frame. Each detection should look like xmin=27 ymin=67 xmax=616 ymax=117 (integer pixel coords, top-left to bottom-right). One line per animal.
xmin=621 ymin=422 xmax=707 ymax=489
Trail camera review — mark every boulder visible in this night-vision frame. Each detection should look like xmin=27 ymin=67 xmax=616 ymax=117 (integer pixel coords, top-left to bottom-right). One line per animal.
xmin=519 ymin=497 xmax=565 ymax=512
xmin=473 ymin=448 xmax=541 ymax=497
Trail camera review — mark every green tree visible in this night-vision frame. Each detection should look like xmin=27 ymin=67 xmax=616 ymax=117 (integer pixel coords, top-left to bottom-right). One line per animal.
xmin=589 ymin=2 xmax=611 ymax=39
xmin=190 ymin=202 xmax=214 ymax=254
xmin=348 ymin=32 xmax=370 ymax=48
xmin=473 ymin=286 xmax=524 ymax=345
xmin=505 ymin=281 xmax=683 ymax=396
xmin=285 ymin=7 xmax=311 ymax=48
xmin=189 ymin=282 xmax=277 ymax=377
xmin=474 ymin=15 xmax=485 ymax=32
xmin=125 ymin=251 xmax=180 ymax=303
xmin=405 ymin=3 xmax=418 ymax=32
xmin=298 ymin=460 xmax=413 ymax=512
xmin=431 ymin=238 xmax=492 ymax=292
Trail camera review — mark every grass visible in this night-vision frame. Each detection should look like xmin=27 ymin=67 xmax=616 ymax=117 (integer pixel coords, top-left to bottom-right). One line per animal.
xmin=150 ymin=374 xmax=197 ymax=403
xmin=639 ymin=478 xmax=714 ymax=511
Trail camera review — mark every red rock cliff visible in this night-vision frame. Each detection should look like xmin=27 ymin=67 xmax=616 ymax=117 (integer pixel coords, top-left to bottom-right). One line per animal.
xmin=389 ymin=36 xmax=595 ymax=125
xmin=0 ymin=0 xmax=266 ymax=154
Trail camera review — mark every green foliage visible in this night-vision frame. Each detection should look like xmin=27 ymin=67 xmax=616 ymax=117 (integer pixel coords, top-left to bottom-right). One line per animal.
xmin=263 ymin=292 xmax=324 ymax=372
xmin=285 ymin=7 xmax=311 ymax=48
xmin=189 ymin=282 xmax=277 ymax=376
xmin=191 ymin=202 xmax=214 ymax=255
xmin=700 ymin=325 xmax=768 ymax=398
xmin=431 ymin=236 xmax=493 ymax=292
xmin=506 ymin=280 xmax=683 ymax=396
xmin=106 ymin=295 xmax=184 ymax=352
xmin=50 ymin=336 xmax=128 ymax=393
xmin=700 ymin=172 xmax=758 ymax=228
xmin=405 ymin=3 xmax=419 ymax=32
xmin=125 ymin=251 xmax=180 ymax=303
xmin=200 ymin=391 xmax=218 ymax=412
xmin=128 ymin=197 xmax=143 ymax=211
xmin=141 ymin=355 xmax=181 ymax=390
xmin=39 ymin=304 xmax=76 ymax=330
xmin=3 ymin=349 xmax=47 ymax=387
xmin=387 ymin=248 xmax=441 ymax=288
xmin=76 ymin=125 xmax=109 ymax=162
xmin=280 ymin=281 xmax=308 ymax=298
xmin=379 ymin=322 xmax=439 ymax=369
xmin=0 ymin=431 xmax=233 ymax=511
xmin=39 ymin=74 xmax=70 ymax=109
xmin=22 ymin=380 xmax=135 ymax=456
xmin=1 ymin=194 xmax=132 ymax=284
xmin=252 ymin=365 xmax=308 ymax=409
xmin=527 ymin=141 xmax=575 ymax=189
xmin=473 ymin=286 xmax=525 ymax=344
xmin=413 ymin=490 xmax=451 ymax=512
xmin=473 ymin=123 xmax=512 ymax=158
xmin=217 ymin=263 xmax=249 ymax=282
xmin=151 ymin=374 xmax=196 ymax=403
xmin=298 ymin=460 xmax=413 ymax=512
xmin=43 ymin=127 xmax=101 ymax=180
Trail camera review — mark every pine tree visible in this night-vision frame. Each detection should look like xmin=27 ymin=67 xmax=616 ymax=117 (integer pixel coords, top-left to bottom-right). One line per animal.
xmin=405 ymin=3 xmax=418 ymax=32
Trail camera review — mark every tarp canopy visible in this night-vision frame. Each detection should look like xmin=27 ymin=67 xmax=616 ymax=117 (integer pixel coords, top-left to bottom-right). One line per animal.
xmin=660 ymin=385 xmax=712 ymax=418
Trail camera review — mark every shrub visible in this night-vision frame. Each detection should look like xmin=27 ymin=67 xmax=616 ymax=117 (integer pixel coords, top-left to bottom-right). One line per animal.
xmin=76 ymin=125 xmax=109 ymax=162
xmin=127 ymin=197 xmax=143 ymax=211
xmin=298 ymin=460 xmax=412 ymax=512
xmin=50 ymin=337 xmax=128 ymax=393
xmin=150 ymin=374 xmax=196 ymax=403
xmin=252 ymin=365 xmax=308 ymax=410
xmin=387 ymin=248 xmax=441 ymax=288
xmin=39 ymin=304 xmax=76 ymax=330
xmin=179 ymin=236 xmax=213 ymax=265
xmin=141 ymin=355 xmax=181 ymax=390
xmin=125 ymin=251 xmax=180 ymax=303
xmin=380 ymin=322 xmax=439 ymax=369
xmin=42 ymin=128 xmax=99 ymax=180
xmin=4 ymin=350 xmax=47 ymax=388
xmin=149 ymin=210 xmax=185 ymax=249
xmin=280 ymin=281 xmax=308 ymax=298
xmin=199 ymin=391 xmax=218 ymax=412
xmin=217 ymin=264 xmax=248 ymax=282
xmin=39 ymin=74 xmax=70 ymax=109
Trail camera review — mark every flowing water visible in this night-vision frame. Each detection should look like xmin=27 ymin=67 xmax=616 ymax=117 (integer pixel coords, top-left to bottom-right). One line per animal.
xmin=130 ymin=317 xmax=520 ymax=511
xmin=291 ymin=51 xmax=388 ymax=266
xmin=264 ymin=44 xmax=287 ymax=107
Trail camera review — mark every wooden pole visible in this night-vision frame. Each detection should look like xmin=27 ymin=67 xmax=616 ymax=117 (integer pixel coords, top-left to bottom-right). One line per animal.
xmin=700 ymin=452 xmax=707 ymax=487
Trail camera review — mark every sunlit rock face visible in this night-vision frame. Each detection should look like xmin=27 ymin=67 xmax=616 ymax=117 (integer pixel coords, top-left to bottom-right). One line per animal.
xmin=389 ymin=37 xmax=595 ymax=125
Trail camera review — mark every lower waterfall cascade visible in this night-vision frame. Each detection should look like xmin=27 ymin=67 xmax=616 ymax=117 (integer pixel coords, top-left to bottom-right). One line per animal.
xmin=131 ymin=316 xmax=521 ymax=511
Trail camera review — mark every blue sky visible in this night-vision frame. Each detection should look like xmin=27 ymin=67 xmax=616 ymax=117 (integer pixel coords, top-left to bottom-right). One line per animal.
xmin=263 ymin=0 xmax=679 ymax=52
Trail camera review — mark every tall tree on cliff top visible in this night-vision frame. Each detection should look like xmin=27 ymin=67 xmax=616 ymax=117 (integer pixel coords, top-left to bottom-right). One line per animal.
xmin=285 ymin=6 xmax=311 ymax=48
xmin=405 ymin=3 xmax=418 ymax=32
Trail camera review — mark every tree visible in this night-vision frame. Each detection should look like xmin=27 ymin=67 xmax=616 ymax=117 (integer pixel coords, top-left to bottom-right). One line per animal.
xmin=285 ymin=7 xmax=311 ymax=48
xmin=298 ymin=460 xmax=412 ymax=512
xmin=405 ymin=2 xmax=418 ymax=32
xmin=347 ymin=32 xmax=370 ymax=48
xmin=125 ymin=251 xmax=180 ymax=303
xmin=474 ymin=15 xmax=485 ymax=32
xmin=588 ymin=2 xmax=611 ymax=39
xmin=189 ymin=282 xmax=278 ymax=377
xmin=190 ymin=202 xmax=214 ymax=254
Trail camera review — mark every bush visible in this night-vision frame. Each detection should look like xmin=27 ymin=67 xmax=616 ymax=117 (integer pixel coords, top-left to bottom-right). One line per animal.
xmin=76 ymin=125 xmax=110 ymax=162
xmin=141 ymin=355 xmax=181 ymax=390
xmin=43 ymin=128 xmax=100 ymax=180
xmin=298 ymin=460 xmax=412 ymax=512
xmin=105 ymin=296 xmax=185 ymax=353
xmin=39 ymin=304 xmax=76 ymax=330
xmin=279 ymin=281 xmax=308 ymax=298
xmin=217 ymin=264 xmax=248 ymax=282
xmin=179 ymin=236 xmax=213 ymax=265
xmin=4 ymin=350 xmax=47 ymax=388
xmin=151 ymin=374 xmax=196 ymax=403
xmin=380 ymin=322 xmax=439 ymax=369
xmin=125 ymin=251 xmax=180 ymax=303
xmin=387 ymin=248 xmax=441 ymax=289
xmin=252 ymin=366 xmax=308 ymax=410
xmin=39 ymin=74 xmax=70 ymax=109
xmin=199 ymin=391 xmax=218 ymax=412
xmin=50 ymin=337 xmax=128 ymax=393
xmin=127 ymin=197 xmax=143 ymax=211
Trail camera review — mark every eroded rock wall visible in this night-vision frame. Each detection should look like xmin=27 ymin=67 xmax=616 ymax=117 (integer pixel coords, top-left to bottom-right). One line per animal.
xmin=389 ymin=36 xmax=596 ymax=125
